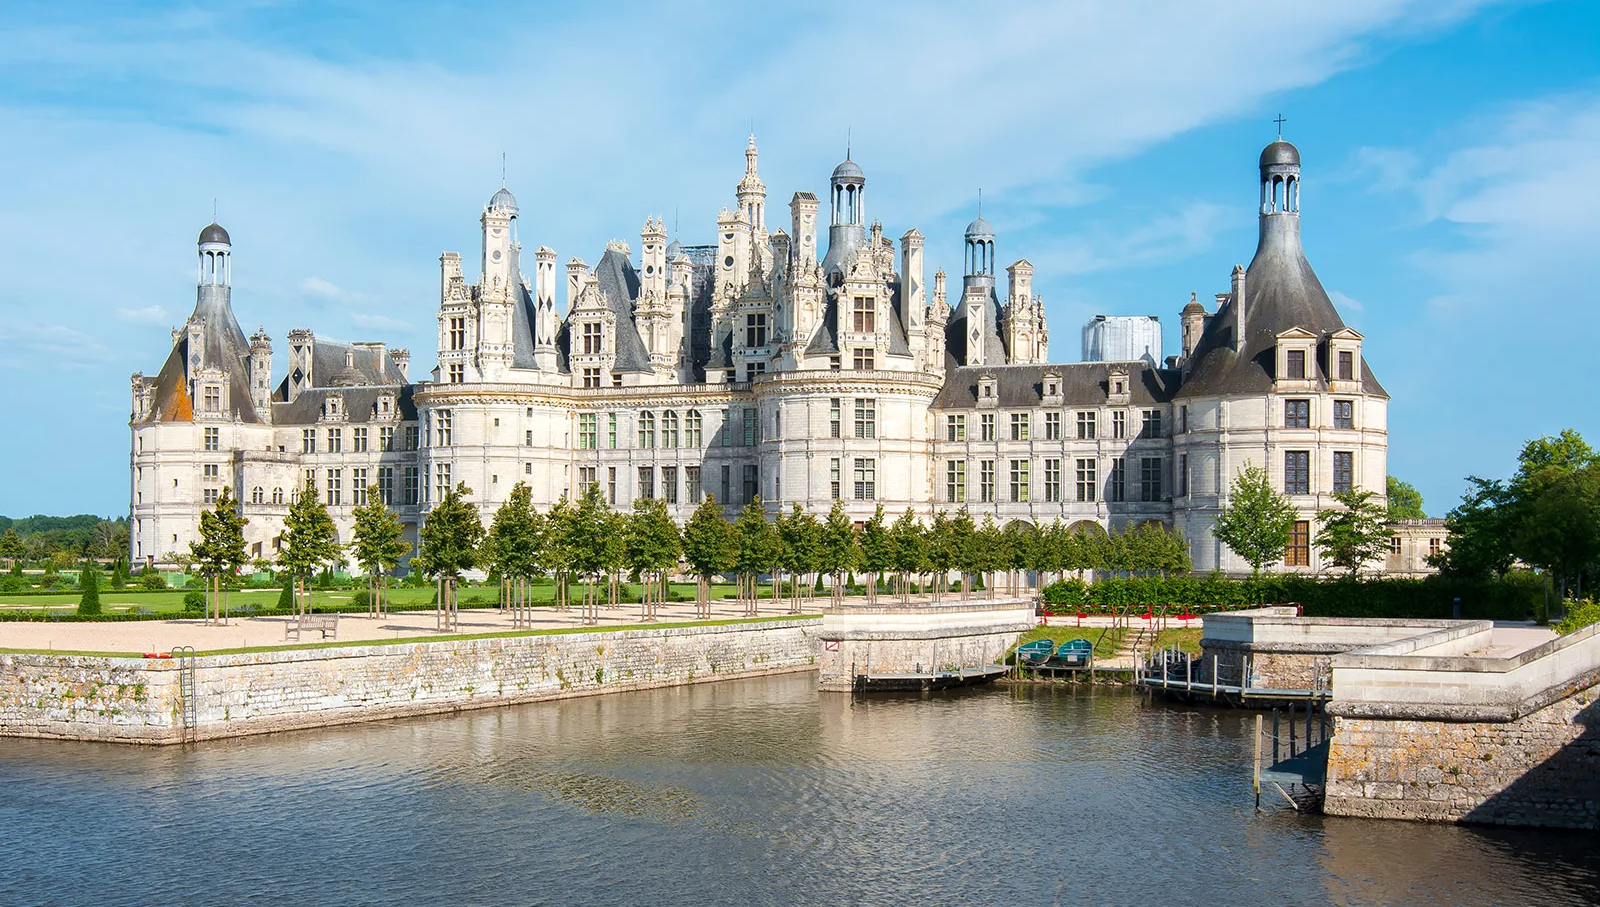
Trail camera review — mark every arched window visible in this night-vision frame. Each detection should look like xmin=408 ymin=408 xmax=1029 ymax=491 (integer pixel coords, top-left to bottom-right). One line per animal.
xmin=662 ymin=411 xmax=679 ymax=448
xmin=638 ymin=411 xmax=656 ymax=449
xmin=272 ymin=487 xmax=284 ymax=505
xmin=685 ymin=409 xmax=703 ymax=447
xmin=251 ymin=486 xmax=264 ymax=505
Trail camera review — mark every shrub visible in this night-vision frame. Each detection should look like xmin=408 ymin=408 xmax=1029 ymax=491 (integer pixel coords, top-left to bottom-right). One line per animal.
xmin=277 ymin=583 xmax=294 ymax=610
xmin=0 ymin=575 xmax=23 ymax=593
xmin=182 ymin=590 xmax=206 ymax=612
xmin=138 ymin=570 xmax=168 ymax=590
xmin=77 ymin=561 xmax=102 ymax=616
xmin=351 ymin=589 xmax=371 ymax=609
xmin=1554 ymin=599 xmax=1600 ymax=635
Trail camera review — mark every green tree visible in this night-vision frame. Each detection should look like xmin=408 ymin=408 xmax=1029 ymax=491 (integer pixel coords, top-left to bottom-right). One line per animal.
xmin=1386 ymin=476 xmax=1426 ymax=520
xmin=950 ymin=507 xmax=978 ymax=599
xmin=1513 ymin=463 xmax=1600 ymax=599
xmin=732 ymin=499 xmax=777 ymax=615
xmin=859 ymin=505 xmax=893 ymax=605
xmin=1212 ymin=465 xmax=1296 ymax=578
xmin=190 ymin=486 xmax=248 ymax=623
xmin=1001 ymin=521 xmax=1039 ymax=595
xmin=77 ymin=558 xmax=101 ymax=616
xmin=1432 ymin=477 xmax=1515 ymax=580
xmin=818 ymin=500 xmax=859 ymax=607
xmin=973 ymin=515 xmax=1004 ymax=598
xmin=682 ymin=494 xmax=735 ymax=618
xmin=414 ymin=482 xmax=483 ymax=631
xmin=109 ymin=556 xmax=129 ymax=590
xmin=279 ymin=476 xmax=342 ymax=617
xmin=778 ymin=504 xmax=822 ymax=613
xmin=888 ymin=509 xmax=925 ymax=601
xmin=1315 ymin=488 xmax=1394 ymax=576
xmin=0 ymin=528 xmax=23 ymax=573
xmin=544 ymin=494 xmax=577 ymax=610
xmin=352 ymin=485 xmax=412 ymax=618
xmin=925 ymin=511 xmax=955 ymax=601
xmin=626 ymin=497 xmax=681 ymax=620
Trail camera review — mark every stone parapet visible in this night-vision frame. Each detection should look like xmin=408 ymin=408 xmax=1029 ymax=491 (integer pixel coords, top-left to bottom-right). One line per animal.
xmin=817 ymin=597 xmax=1034 ymax=691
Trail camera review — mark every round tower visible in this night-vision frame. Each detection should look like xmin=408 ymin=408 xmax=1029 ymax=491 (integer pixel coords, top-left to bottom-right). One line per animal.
xmin=822 ymin=153 xmax=868 ymax=278
xmin=963 ymin=213 xmax=995 ymax=289
xmin=198 ymin=222 xmax=231 ymax=287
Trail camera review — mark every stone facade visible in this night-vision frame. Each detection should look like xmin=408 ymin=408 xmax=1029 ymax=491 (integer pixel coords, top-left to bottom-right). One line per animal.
xmin=130 ymin=135 xmax=1387 ymax=575
xmin=0 ymin=619 xmax=818 ymax=745
xmin=815 ymin=597 xmax=1034 ymax=691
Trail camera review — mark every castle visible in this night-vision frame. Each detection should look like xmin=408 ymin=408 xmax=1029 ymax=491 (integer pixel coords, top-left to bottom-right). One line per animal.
xmin=129 ymin=135 xmax=1388 ymax=574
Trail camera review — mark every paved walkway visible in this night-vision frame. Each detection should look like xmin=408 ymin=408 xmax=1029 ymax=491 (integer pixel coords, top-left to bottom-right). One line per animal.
xmin=0 ymin=598 xmax=817 ymax=655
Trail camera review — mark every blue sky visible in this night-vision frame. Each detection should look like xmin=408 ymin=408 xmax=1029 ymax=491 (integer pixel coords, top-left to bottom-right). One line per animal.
xmin=1 ymin=0 xmax=1597 ymax=518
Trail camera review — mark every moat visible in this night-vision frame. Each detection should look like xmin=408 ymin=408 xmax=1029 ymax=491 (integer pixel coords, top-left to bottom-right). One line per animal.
xmin=1 ymin=674 xmax=1595 ymax=906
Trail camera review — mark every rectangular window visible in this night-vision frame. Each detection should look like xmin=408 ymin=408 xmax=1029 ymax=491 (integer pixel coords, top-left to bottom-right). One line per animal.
xmin=578 ymin=413 xmax=597 ymax=449
xmin=853 ymin=458 xmax=876 ymax=500
xmin=852 ymin=296 xmax=875 ymax=333
xmin=1076 ymin=459 xmax=1098 ymax=502
xmin=203 ymin=427 xmax=219 ymax=451
xmin=1140 ymin=457 xmax=1162 ymax=502
xmin=744 ymin=361 xmax=766 ymax=383
xmin=1179 ymin=405 xmax=1188 ymax=434
xmin=743 ymin=408 xmax=758 ymax=446
xmin=582 ymin=367 xmax=601 ymax=388
xmin=353 ymin=427 xmax=368 ymax=452
xmin=380 ymin=426 xmax=395 ymax=452
xmin=1179 ymin=453 xmax=1189 ymax=497
xmin=722 ymin=465 xmax=732 ymax=503
xmin=981 ymin=413 xmax=996 ymax=442
xmin=435 ymin=410 xmax=452 ymax=447
xmin=449 ymin=316 xmax=466 ymax=351
xmin=1285 ymin=399 xmax=1310 ymax=429
xmin=1141 ymin=410 xmax=1162 ymax=439
xmin=742 ymin=465 xmax=758 ymax=504
xmin=327 ymin=468 xmax=342 ymax=506
xmin=608 ymin=467 xmax=617 ymax=505
xmin=1285 ymin=450 xmax=1310 ymax=495
xmin=686 ymin=466 xmax=702 ymax=504
xmin=203 ymin=488 xmax=218 ymax=504
xmin=1044 ymin=412 xmax=1060 ymax=441
xmin=1010 ymin=460 xmax=1030 ymax=502
xmin=1078 ymin=411 xmax=1097 ymax=440
xmin=638 ymin=467 xmax=655 ymax=501
xmin=202 ymin=463 xmax=219 ymax=480
xmin=1010 ymin=413 xmax=1030 ymax=441
xmin=352 ymin=469 xmax=368 ymax=505
xmin=1044 ymin=459 xmax=1061 ymax=502
xmin=582 ymin=322 xmax=603 ymax=355
xmin=1111 ymin=410 xmax=1124 ymax=439
xmin=1334 ymin=400 xmax=1354 ymax=430
xmin=980 ymin=460 xmax=995 ymax=503
xmin=448 ymin=363 xmax=464 ymax=384
xmin=402 ymin=467 xmax=419 ymax=505
xmin=831 ymin=458 xmax=842 ymax=501
xmin=663 ymin=411 xmax=680 ymax=448
xmin=638 ymin=411 xmax=656 ymax=448
xmin=831 ymin=398 xmax=842 ymax=438
xmin=1286 ymin=348 xmax=1307 ymax=380
xmin=327 ymin=428 xmax=342 ymax=453
xmin=947 ymin=460 xmax=967 ymax=503
xmin=662 ymin=466 xmax=678 ymax=504
xmin=577 ymin=466 xmax=596 ymax=492
xmin=1110 ymin=457 xmax=1125 ymax=503
xmin=433 ymin=463 xmax=451 ymax=502
xmin=947 ymin=414 xmax=966 ymax=442
xmin=203 ymin=385 xmax=221 ymax=413
xmin=1333 ymin=451 xmax=1354 ymax=494
xmin=609 ymin=413 xmax=618 ymax=449
xmin=302 ymin=428 xmax=316 ymax=454
xmin=853 ymin=348 xmax=874 ymax=371
xmin=745 ymin=313 xmax=768 ymax=347
xmin=406 ymin=425 xmax=420 ymax=451
xmin=1338 ymin=350 xmax=1355 ymax=381
xmin=377 ymin=467 xmax=395 ymax=505
xmin=854 ymin=398 xmax=876 ymax=439
xmin=1428 ymin=536 xmax=1442 ymax=557
xmin=524 ymin=429 xmax=533 ymax=447
xmin=1287 ymin=520 xmax=1311 ymax=566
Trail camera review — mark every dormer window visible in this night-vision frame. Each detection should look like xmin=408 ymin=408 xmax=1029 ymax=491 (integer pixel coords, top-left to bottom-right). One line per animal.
xmin=1337 ymin=350 xmax=1354 ymax=381
xmin=202 ymin=385 xmax=221 ymax=413
xmin=977 ymin=374 xmax=999 ymax=405
xmin=1274 ymin=328 xmax=1319 ymax=386
xmin=1286 ymin=349 xmax=1306 ymax=380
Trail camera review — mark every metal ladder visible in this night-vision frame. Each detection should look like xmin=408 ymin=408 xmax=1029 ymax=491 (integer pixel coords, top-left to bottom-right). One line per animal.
xmin=172 ymin=646 xmax=197 ymax=743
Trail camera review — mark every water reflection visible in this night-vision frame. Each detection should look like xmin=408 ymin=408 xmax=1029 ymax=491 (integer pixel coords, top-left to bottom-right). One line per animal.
xmin=0 ymin=674 xmax=1594 ymax=906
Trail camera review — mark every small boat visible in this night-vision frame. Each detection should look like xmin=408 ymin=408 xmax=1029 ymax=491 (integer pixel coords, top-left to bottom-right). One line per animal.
xmin=1016 ymin=639 xmax=1057 ymax=666
xmin=1052 ymin=638 xmax=1094 ymax=668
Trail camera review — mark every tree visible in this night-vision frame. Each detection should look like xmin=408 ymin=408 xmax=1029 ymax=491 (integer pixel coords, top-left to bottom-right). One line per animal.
xmin=974 ymin=515 xmax=1004 ymax=598
xmin=818 ymin=501 xmax=859 ymax=607
xmin=77 ymin=558 xmax=101 ymax=616
xmin=950 ymin=507 xmax=977 ymax=599
xmin=544 ymin=495 xmax=577 ymax=611
xmin=1212 ymin=465 xmax=1297 ymax=578
xmin=682 ymin=495 xmax=734 ymax=618
xmin=190 ymin=486 xmax=248 ymax=624
xmin=1315 ymin=488 xmax=1394 ymax=576
xmin=1386 ymin=476 xmax=1426 ymax=520
xmin=1512 ymin=463 xmax=1600 ymax=599
xmin=733 ymin=499 xmax=776 ymax=616
xmin=414 ymin=482 xmax=483 ymax=631
xmin=925 ymin=511 xmax=955 ymax=601
xmin=888 ymin=509 xmax=924 ymax=601
xmin=626 ymin=497 xmax=680 ymax=621
xmin=1432 ymin=476 xmax=1516 ymax=580
xmin=778 ymin=504 xmax=821 ymax=613
xmin=279 ymin=476 xmax=342 ymax=617
xmin=859 ymin=505 xmax=892 ymax=605
xmin=352 ymin=485 xmax=412 ymax=618
xmin=1 ymin=528 xmax=23 ymax=573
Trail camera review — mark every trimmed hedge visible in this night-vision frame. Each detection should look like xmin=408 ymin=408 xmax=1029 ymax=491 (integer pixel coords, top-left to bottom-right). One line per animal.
xmin=1040 ymin=571 xmax=1546 ymax=622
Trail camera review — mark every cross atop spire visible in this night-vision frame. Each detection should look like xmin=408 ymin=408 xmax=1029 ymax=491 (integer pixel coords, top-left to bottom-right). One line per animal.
xmin=1273 ymin=113 xmax=1287 ymax=139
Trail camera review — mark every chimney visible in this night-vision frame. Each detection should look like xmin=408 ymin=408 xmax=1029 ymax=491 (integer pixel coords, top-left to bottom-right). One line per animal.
xmin=1230 ymin=265 xmax=1246 ymax=351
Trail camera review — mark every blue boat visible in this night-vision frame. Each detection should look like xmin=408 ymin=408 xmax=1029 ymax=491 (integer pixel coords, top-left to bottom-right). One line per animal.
xmin=1052 ymin=638 xmax=1094 ymax=668
xmin=1016 ymin=639 xmax=1057 ymax=666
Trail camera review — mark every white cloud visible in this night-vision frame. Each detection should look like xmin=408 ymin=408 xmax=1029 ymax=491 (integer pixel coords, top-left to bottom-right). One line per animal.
xmin=350 ymin=312 xmax=412 ymax=333
xmin=115 ymin=305 xmax=171 ymax=325
xmin=299 ymin=277 xmax=345 ymax=299
xmin=1328 ymin=290 xmax=1365 ymax=313
xmin=0 ymin=318 xmax=112 ymax=368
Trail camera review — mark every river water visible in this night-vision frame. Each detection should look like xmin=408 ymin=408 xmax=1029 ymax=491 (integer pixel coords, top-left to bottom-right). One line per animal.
xmin=1 ymin=673 xmax=1595 ymax=906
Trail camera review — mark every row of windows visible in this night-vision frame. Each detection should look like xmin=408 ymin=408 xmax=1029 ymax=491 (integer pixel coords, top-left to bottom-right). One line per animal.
xmin=944 ymin=457 xmax=1165 ymax=504
xmin=301 ymin=426 xmax=412 ymax=454
xmin=1284 ymin=349 xmax=1358 ymax=383
xmin=578 ymin=411 xmax=708 ymax=450
xmin=284 ymin=467 xmax=423 ymax=507
xmin=1284 ymin=399 xmax=1357 ymax=430
xmin=946 ymin=410 xmax=1163 ymax=442
xmin=1283 ymin=450 xmax=1357 ymax=495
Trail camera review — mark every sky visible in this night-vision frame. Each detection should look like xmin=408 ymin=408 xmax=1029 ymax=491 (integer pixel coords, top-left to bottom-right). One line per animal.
xmin=1 ymin=0 xmax=1597 ymax=518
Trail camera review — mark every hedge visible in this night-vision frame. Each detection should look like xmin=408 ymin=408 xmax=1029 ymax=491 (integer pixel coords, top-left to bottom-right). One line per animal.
xmin=1040 ymin=571 xmax=1546 ymax=622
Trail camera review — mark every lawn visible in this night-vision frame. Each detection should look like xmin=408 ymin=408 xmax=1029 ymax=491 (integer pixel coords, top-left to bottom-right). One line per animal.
xmin=1014 ymin=626 xmax=1127 ymax=660
xmin=1153 ymin=628 xmax=1203 ymax=656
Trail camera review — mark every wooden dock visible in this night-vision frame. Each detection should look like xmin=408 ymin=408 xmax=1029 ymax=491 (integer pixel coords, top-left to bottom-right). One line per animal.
xmin=853 ymin=664 xmax=1009 ymax=693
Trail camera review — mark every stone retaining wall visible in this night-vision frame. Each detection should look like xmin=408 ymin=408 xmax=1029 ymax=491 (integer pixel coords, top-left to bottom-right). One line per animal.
xmin=0 ymin=619 xmax=819 ymax=745
xmin=817 ymin=598 xmax=1034 ymax=691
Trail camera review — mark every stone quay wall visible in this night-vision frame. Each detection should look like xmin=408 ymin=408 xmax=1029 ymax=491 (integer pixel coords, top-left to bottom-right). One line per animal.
xmin=1200 ymin=607 xmax=1470 ymax=691
xmin=1323 ymin=621 xmax=1600 ymax=829
xmin=817 ymin=598 xmax=1035 ymax=691
xmin=0 ymin=618 xmax=820 ymax=745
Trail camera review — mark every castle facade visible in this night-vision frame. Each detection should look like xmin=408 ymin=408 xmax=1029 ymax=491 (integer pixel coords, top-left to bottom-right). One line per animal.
xmin=129 ymin=136 xmax=1387 ymax=574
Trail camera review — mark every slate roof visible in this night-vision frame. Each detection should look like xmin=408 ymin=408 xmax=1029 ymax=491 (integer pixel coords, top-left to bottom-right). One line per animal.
xmin=270 ymin=384 xmax=416 ymax=426
xmin=142 ymin=285 xmax=262 ymax=424
xmin=935 ymin=362 xmax=1180 ymax=409
xmin=943 ymin=282 xmax=1008 ymax=366
xmin=592 ymin=246 xmax=653 ymax=372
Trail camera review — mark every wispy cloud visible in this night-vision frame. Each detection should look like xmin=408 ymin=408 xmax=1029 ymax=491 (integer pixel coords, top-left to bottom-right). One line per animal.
xmin=350 ymin=312 xmax=412 ymax=332
xmin=114 ymin=305 xmax=171 ymax=325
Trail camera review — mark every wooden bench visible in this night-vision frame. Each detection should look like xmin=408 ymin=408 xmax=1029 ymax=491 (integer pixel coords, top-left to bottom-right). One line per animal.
xmin=284 ymin=614 xmax=339 ymax=641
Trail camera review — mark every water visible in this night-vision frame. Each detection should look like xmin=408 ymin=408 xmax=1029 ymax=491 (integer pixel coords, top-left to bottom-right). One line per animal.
xmin=1 ymin=674 xmax=1596 ymax=906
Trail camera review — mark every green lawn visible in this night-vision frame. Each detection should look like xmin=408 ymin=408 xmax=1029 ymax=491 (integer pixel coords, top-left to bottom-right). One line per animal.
xmin=1153 ymin=628 xmax=1203 ymax=656
xmin=1014 ymin=626 xmax=1127 ymax=660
